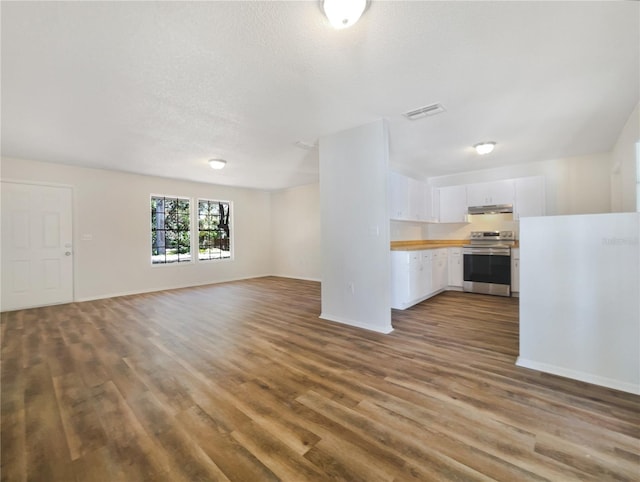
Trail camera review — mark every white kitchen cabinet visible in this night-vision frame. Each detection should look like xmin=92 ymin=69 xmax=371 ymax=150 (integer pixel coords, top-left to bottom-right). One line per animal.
xmin=391 ymin=251 xmax=411 ymax=308
xmin=437 ymin=185 xmax=468 ymax=223
xmin=408 ymin=177 xmax=427 ymax=222
xmin=511 ymin=248 xmax=520 ymax=295
xmin=431 ymin=248 xmax=448 ymax=292
xmin=466 ymin=179 xmax=515 ymax=207
xmin=514 ymin=177 xmax=545 ymax=220
xmin=448 ymin=247 xmax=463 ymax=288
xmin=421 ymin=250 xmax=433 ymax=295
xmin=391 ymin=248 xmax=443 ymax=309
xmin=408 ymin=251 xmax=425 ymax=301
xmin=429 ymin=188 xmax=440 ymax=223
xmin=391 ymin=250 xmax=427 ymax=309
xmin=390 ymin=172 xmax=434 ymax=222
xmin=389 ymin=172 xmax=410 ymax=220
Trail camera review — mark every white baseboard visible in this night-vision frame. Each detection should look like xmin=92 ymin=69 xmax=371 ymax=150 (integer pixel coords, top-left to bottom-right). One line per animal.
xmin=320 ymin=312 xmax=394 ymax=334
xmin=270 ymin=274 xmax=321 ymax=283
xmin=516 ymin=357 xmax=640 ymax=395
xmin=74 ymin=274 xmax=273 ymax=303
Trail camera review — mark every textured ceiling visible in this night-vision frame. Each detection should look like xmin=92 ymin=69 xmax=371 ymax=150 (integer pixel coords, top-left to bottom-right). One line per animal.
xmin=2 ymin=1 xmax=639 ymax=190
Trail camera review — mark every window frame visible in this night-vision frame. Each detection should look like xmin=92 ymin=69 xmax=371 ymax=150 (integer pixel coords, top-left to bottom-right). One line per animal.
xmin=150 ymin=194 xmax=194 ymax=266
xmin=196 ymin=198 xmax=234 ymax=262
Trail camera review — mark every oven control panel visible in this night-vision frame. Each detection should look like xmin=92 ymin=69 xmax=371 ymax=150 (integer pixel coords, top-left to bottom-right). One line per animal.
xmin=470 ymin=231 xmax=514 ymax=240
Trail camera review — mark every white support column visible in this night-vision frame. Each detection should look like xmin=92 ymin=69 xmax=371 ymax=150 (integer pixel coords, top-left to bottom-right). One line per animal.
xmin=318 ymin=119 xmax=392 ymax=334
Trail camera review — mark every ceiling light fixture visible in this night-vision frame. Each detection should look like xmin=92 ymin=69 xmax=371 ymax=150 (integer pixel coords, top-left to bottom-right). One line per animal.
xmin=474 ymin=142 xmax=496 ymax=155
xmin=322 ymin=0 xmax=368 ymax=29
xmin=208 ymin=159 xmax=226 ymax=170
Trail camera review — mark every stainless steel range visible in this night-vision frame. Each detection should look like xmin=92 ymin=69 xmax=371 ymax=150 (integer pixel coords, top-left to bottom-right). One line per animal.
xmin=463 ymin=231 xmax=515 ymax=297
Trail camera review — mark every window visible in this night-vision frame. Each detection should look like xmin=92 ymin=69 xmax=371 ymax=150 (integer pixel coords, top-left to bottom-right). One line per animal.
xmin=198 ymin=199 xmax=231 ymax=260
xmin=151 ymin=196 xmax=191 ymax=264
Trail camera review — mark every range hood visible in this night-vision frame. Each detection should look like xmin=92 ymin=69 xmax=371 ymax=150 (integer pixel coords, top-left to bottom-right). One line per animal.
xmin=468 ymin=204 xmax=513 ymax=215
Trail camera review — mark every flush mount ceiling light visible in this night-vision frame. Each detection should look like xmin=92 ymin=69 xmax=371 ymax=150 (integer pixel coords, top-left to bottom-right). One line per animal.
xmin=474 ymin=142 xmax=496 ymax=155
xmin=322 ymin=0 xmax=368 ymax=29
xmin=208 ymin=159 xmax=226 ymax=170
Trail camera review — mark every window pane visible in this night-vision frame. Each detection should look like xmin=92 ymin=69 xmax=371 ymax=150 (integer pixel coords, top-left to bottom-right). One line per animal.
xmin=164 ymin=198 xmax=176 ymax=213
xmin=151 ymin=197 xmax=191 ymax=265
xmin=153 ymin=197 xmax=165 ymax=214
xmin=197 ymin=199 xmax=231 ymax=262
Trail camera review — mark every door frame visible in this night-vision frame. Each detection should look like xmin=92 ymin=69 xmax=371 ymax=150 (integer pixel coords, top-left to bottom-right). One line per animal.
xmin=1 ymin=178 xmax=76 ymax=308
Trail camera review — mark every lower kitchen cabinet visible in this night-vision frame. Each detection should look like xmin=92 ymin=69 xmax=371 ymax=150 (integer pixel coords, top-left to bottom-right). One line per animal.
xmin=391 ymin=251 xmax=419 ymax=309
xmin=431 ymin=248 xmax=448 ymax=292
xmin=448 ymin=247 xmax=463 ymax=288
xmin=391 ymin=248 xmax=448 ymax=310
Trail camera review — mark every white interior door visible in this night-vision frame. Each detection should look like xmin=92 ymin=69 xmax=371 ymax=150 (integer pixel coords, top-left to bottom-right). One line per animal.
xmin=1 ymin=182 xmax=73 ymax=311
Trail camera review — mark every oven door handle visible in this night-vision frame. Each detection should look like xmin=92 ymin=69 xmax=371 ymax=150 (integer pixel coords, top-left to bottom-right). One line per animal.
xmin=463 ymin=247 xmax=511 ymax=256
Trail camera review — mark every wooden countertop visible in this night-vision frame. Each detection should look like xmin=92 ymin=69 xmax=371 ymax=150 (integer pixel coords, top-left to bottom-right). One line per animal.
xmin=391 ymin=240 xmax=519 ymax=251
xmin=390 ymin=240 xmax=467 ymax=251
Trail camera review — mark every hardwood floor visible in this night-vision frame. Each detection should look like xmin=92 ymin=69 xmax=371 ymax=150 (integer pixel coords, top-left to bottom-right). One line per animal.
xmin=1 ymin=277 xmax=638 ymax=481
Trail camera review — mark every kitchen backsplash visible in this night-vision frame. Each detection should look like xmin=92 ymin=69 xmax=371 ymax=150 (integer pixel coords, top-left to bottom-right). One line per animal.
xmin=391 ymin=213 xmax=518 ymax=241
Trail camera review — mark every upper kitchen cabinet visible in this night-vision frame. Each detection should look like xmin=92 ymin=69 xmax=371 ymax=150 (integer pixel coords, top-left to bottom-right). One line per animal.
xmin=389 ymin=171 xmax=410 ymax=220
xmin=389 ymin=172 xmax=435 ymax=222
xmin=437 ymin=185 xmax=468 ymax=223
xmin=514 ymin=176 xmax=545 ymax=220
xmin=408 ymin=177 xmax=428 ymax=221
xmin=466 ymin=179 xmax=515 ymax=207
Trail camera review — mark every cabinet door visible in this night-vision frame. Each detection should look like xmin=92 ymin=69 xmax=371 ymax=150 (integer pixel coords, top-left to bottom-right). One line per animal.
xmin=438 ymin=250 xmax=448 ymax=289
xmin=489 ymin=179 xmax=515 ymax=205
xmin=421 ymin=250 xmax=432 ymax=296
xmin=408 ymin=178 xmax=427 ymax=221
xmin=467 ymin=180 xmax=514 ymax=206
xmin=408 ymin=252 xmax=424 ymax=301
xmin=438 ymin=185 xmax=468 ymax=223
xmin=430 ymin=250 xmax=440 ymax=292
xmin=390 ymin=251 xmax=411 ymax=308
xmin=430 ymin=249 xmax=448 ymax=292
xmin=514 ymin=177 xmax=545 ymax=220
xmin=466 ymin=182 xmax=488 ymax=207
xmin=428 ymin=185 xmax=439 ymax=223
xmin=389 ymin=172 xmax=410 ymax=220
xmin=448 ymin=248 xmax=462 ymax=287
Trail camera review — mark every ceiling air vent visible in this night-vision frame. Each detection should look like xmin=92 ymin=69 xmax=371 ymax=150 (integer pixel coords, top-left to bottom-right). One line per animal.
xmin=403 ymin=103 xmax=446 ymax=120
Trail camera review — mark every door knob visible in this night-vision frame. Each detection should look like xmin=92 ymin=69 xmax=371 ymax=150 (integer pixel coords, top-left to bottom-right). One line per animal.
xmin=65 ymin=251 xmax=72 ymax=256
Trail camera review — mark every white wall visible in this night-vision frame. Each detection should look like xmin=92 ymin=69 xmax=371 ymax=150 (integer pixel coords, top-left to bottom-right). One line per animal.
xmin=611 ymin=103 xmax=639 ymax=212
xmin=270 ymin=183 xmax=321 ymax=281
xmin=390 ymin=221 xmax=423 ymax=242
xmin=518 ymin=213 xmax=640 ymax=394
xmin=319 ymin=120 xmax=392 ymax=334
xmin=0 ymin=157 xmax=272 ymax=302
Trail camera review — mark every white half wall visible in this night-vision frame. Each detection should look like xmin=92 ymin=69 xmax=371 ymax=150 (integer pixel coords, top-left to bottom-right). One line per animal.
xmin=0 ymin=157 xmax=272 ymax=303
xmin=271 ymin=183 xmax=321 ymax=281
xmin=319 ymin=120 xmax=392 ymax=334
xmin=518 ymin=213 xmax=640 ymax=394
